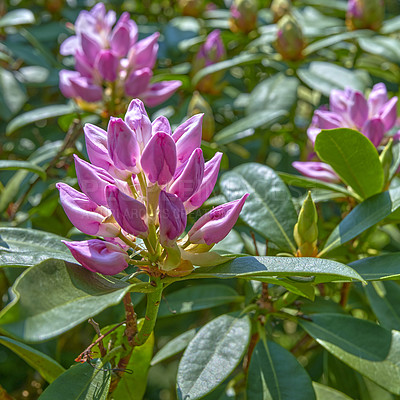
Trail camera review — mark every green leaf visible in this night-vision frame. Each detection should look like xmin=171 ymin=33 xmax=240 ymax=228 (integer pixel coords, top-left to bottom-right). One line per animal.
xmin=191 ymin=53 xmax=264 ymax=86
xmin=298 ymin=62 xmax=369 ymax=96
xmin=177 ymin=314 xmax=251 ymax=400
xmin=214 ymin=110 xmax=286 ymax=145
xmin=0 ymin=336 xmax=65 ymax=383
xmin=319 ymin=187 xmax=400 ymax=256
xmin=220 ymin=163 xmax=297 ymax=252
xmin=299 ymin=314 xmax=400 ymax=395
xmin=112 ymin=331 xmax=154 ymax=400
xmin=0 ymin=259 xmax=132 ymax=342
xmin=0 ymin=9 xmax=35 ymax=28
xmin=350 ymin=253 xmax=400 ymax=281
xmin=0 ymin=228 xmax=76 ymax=267
xmin=365 ymin=281 xmax=400 ymax=331
xmin=278 ymin=172 xmax=352 ymax=197
xmin=0 ymin=160 xmax=46 ymax=180
xmin=0 ymin=67 xmax=27 ymax=121
xmin=158 ymin=284 xmax=242 ymax=318
xmin=191 ymin=256 xmax=365 ymax=284
xmin=389 ymin=141 xmax=400 ymax=182
xmin=38 ymin=359 xmax=111 ymax=400
xmin=6 ymin=104 xmax=77 ymax=135
xmin=151 ymin=329 xmax=197 ymax=366
xmin=246 ymin=73 xmax=299 ymax=115
xmin=315 ymin=128 xmax=384 ymax=200
xmin=358 ymin=36 xmax=400 ymax=64
xmin=247 ymin=339 xmax=316 ymax=400
xmin=312 ymin=382 xmax=352 ymax=400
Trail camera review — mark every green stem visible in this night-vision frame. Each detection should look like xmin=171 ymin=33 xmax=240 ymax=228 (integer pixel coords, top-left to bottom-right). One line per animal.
xmin=133 ymin=279 xmax=163 ymax=346
xmin=100 ymin=345 xmax=124 ymax=368
xmin=137 ymin=172 xmax=147 ymax=198
xmin=126 ymin=175 xmax=138 ymax=198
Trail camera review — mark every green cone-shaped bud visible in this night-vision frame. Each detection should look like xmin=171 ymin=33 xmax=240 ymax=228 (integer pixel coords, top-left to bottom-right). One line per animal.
xmin=275 ymin=14 xmax=305 ymax=61
xmin=294 ymin=191 xmax=318 ymax=257
xmin=346 ymin=0 xmax=384 ymax=32
xmin=380 ymin=138 xmax=393 ymax=184
xmin=271 ymin=0 xmax=291 ymax=23
xmin=230 ymin=0 xmax=258 ymax=34
xmin=188 ymin=92 xmax=215 ymax=141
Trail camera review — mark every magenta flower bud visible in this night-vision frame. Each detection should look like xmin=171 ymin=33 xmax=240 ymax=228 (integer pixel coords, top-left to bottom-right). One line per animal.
xmin=74 ymin=155 xmax=115 ymax=207
xmin=106 ymin=186 xmax=148 ymax=237
xmin=349 ymin=91 xmax=369 ymax=130
xmin=142 ymin=81 xmax=182 ymax=108
xmin=63 ymin=239 xmax=129 ymax=275
xmin=368 ymin=83 xmax=388 ymax=115
xmin=230 ymin=0 xmax=258 ymax=33
xmin=75 ymin=51 xmax=93 ymax=78
xmin=169 ymin=148 xmax=205 ymax=202
xmin=378 ymin=96 xmax=398 ymax=131
xmin=141 ymin=131 xmax=177 ymax=185
xmin=124 ymin=67 xmax=152 ymax=98
xmin=185 ymin=152 xmax=222 ymax=214
xmin=292 ymin=161 xmax=340 ymax=183
xmin=124 ymin=99 xmax=152 ymax=149
xmin=110 ymin=22 xmax=131 ymax=57
xmin=275 ymin=14 xmax=305 ymax=61
xmin=196 ymin=30 xmax=225 ymax=67
xmin=188 ymin=194 xmax=249 ymax=245
xmin=69 ymin=76 xmax=103 ymax=102
xmin=81 ymin=33 xmax=101 ymax=61
xmin=172 ymin=114 xmax=203 ymax=165
xmin=362 ymin=118 xmax=385 ymax=147
xmin=107 ymin=117 xmax=140 ymax=174
xmin=60 ymin=36 xmax=79 ymax=56
xmin=131 ymin=32 xmax=160 ymax=70
xmin=152 ymin=116 xmax=172 ymax=136
xmin=56 ymin=183 xmax=119 ymax=237
xmin=329 ymin=88 xmax=353 ymax=114
xmin=346 ymin=0 xmax=384 ymax=31
xmin=59 ymin=70 xmax=79 ymax=99
xmin=159 ymin=191 xmax=187 ymax=247
xmin=95 ymin=50 xmax=119 ymax=82
xmin=84 ymin=123 xmax=114 ymax=171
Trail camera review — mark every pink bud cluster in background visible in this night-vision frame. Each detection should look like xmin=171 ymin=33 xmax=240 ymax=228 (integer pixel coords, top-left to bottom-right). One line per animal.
xmin=58 ymin=99 xmax=248 ymax=277
xmin=59 ymin=3 xmax=181 ymax=107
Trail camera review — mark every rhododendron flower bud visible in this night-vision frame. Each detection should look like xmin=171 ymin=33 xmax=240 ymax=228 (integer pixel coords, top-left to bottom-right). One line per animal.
xmin=63 ymin=239 xmax=129 ymax=275
xmin=124 ymin=68 xmax=152 ymax=98
xmin=185 ymin=152 xmax=222 ymax=214
xmin=363 ymin=118 xmax=385 ymax=147
xmin=173 ymin=114 xmax=203 ymax=166
xmin=141 ymin=132 xmax=177 ymax=185
xmin=271 ymin=0 xmax=291 ymax=23
xmin=349 ymin=91 xmax=369 ymax=130
xmin=188 ymin=92 xmax=215 ymax=141
xmin=74 ymin=155 xmax=115 ymax=206
xmin=169 ymin=148 xmax=205 ymax=202
xmin=95 ymin=50 xmax=119 ymax=82
xmin=141 ymin=81 xmax=183 ymax=108
xmin=275 ymin=14 xmax=305 ymax=61
xmin=152 ymin=116 xmax=172 ymax=136
xmin=159 ymin=191 xmax=187 ymax=247
xmin=124 ymin=99 xmax=152 ymax=150
xmin=346 ymin=0 xmax=384 ymax=31
xmin=106 ymin=186 xmax=148 ymax=237
xmin=230 ymin=0 xmax=258 ymax=34
xmin=130 ymin=33 xmax=160 ymax=70
xmin=379 ymin=97 xmax=398 ymax=132
xmin=292 ymin=162 xmax=340 ymax=183
xmin=84 ymin=124 xmax=112 ymax=171
xmin=57 ymin=183 xmax=119 ymax=237
xmin=188 ymin=194 xmax=249 ymax=245
xmin=107 ymin=117 xmax=140 ymax=174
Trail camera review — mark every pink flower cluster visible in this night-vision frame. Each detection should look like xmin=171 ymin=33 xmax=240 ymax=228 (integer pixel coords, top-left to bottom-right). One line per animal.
xmin=58 ymin=100 xmax=248 ymax=276
xmin=59 ymin=3 xmax=181 ymax=107
xmin=293 ymin=83 xmax=398 ymax=182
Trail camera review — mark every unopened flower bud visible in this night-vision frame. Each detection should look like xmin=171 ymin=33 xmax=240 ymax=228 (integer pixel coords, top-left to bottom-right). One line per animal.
xmin=229 ymin=0 xmax=258 ymax=34
xmin=346 ymin=0 xmax=384 ymax=31
xmin=271 ymin=0 xmax=292 ymax=23
xmin=275 ymin=14 xmax=305 ymax=61
xmin=178 ymin=0 xmax=205 ymax=17
xmin=380 ymin=138 xmax=394 ymax=184
xmin=293 ymin=191 xmax=318 ymax=257
xmin=188 ymin=92 xmax=215 ymax=141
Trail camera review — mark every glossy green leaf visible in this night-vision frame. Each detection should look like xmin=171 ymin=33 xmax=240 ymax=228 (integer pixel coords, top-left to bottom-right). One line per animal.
xmin=214 ymin=110 xmax=286 ymax=145
xmin=0 ymin=228 xmax=76 ymax=267
xmin=0 ymin=259 xmax=132 ymax=342
xmin=247 ymin=339 xmax=316 ymax=400
xmin=39 ymin=360 xmax=111 ymax=400
xmin=0 ymin=336 xmax=65 ymax=383
xmin=312 ymin=382 xmax=352 ymax=400
xmin=0 ymin=161 xmax=46 ymax=180
xmin=315 ymin=129 xmax=384 ymax=200
xmin=298 ymin=62 xmax=369 ymax=96
xmin=350 ymin=253 xmax=400 ymax=281
xmin=358 ymin=36 xmax=400 ymax=64
xmin=300 ymin=314 xmax=400 ymax=394
xmin=151 ymin=329 xmax=197 ymax=366
xmin=365 ymin=281 xmax=400 ymax=331
xmin=177 ymin=314 xmax=251 ymax=400
xmin=278 ymin=172 xmax=352 ymax=197
xmin=191 ymin=256 xmax=365 ymax=284
xmin=0 ymin=67 xmax=27 ymax=121
xmin=389 ymin=141 xmax=400 ymax=182
xmin=0 ymin=9 xmax=35 ymax=27
xmin=112 ymin=331 xmax=154 ymax=400
xmin=320 ymin=187 xmax=400 ymax=256
xmin=158 ymin=284 xmax=242 ymax=318
xmin=220 ymin=163 xmax=297 ymax=252
xmin=6 ymin=104 xmax=77 ymax=135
